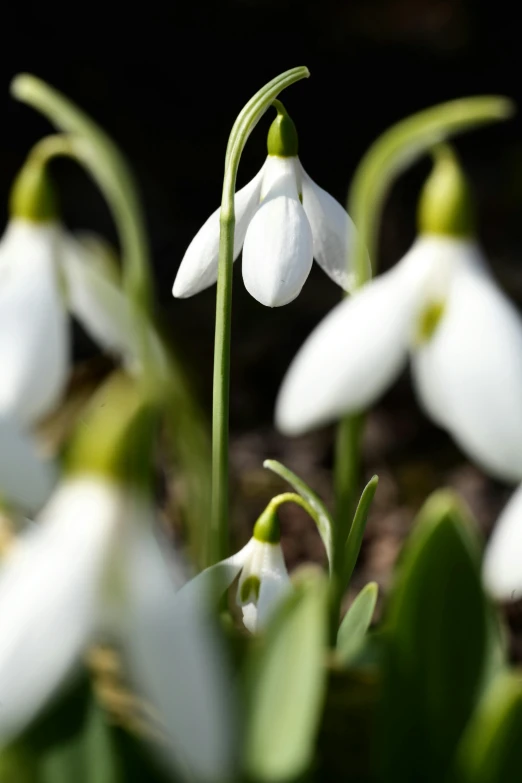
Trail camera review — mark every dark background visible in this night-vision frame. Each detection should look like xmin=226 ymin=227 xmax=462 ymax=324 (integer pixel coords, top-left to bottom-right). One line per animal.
xmin=4 ymin=0 xmax=522 ymax=648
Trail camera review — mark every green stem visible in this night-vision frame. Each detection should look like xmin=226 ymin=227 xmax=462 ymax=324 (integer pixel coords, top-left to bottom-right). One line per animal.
xmin=210 ymin=66 xmax=310 ymax=565
xmin=331 ymin=94 xmax=514 ymax=642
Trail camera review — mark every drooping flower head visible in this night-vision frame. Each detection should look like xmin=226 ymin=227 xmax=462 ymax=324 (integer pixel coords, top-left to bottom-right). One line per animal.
xmin=184 ymin=494 xmax=292 ymax=633
xmin=173 ymin=101 xmax=360 ymax=306
xmin=276 ymin=145 xmax=522 ymax=483
xmin=0 ymin=374 xmax=237 ymax=782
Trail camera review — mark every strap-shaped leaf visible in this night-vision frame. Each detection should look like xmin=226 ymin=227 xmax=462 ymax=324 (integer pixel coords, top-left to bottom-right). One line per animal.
xmin=244 ymin=568 xmax=329 ymax=782
xmin=337 ymin=581 xmax=378 ymax=666
xmin=343 ymin=475 xmax=378 ymax=590
xmin=264 ymin=459 xmax=334 ymax=571
xmin=377 ymin=490 xmax=489 ymax=783
xmin=452 ymin=673 xmax=522 ymax=783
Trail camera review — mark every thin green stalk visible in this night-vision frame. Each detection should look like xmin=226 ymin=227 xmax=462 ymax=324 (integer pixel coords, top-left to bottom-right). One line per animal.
xmin=331 ymin=95 xmax=514 ymax=639
xmin=210 ymin=66 xmax=310 ymax=564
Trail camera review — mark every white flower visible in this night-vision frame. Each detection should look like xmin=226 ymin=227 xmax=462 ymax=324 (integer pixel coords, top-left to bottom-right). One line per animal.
xmin=173 ymin=104 xmax=359 ymax=307
xmin=189 ymin=529 xmax=291 ymax=634
xmin=483 ymin=483 xmax=522 ymax=601
xmin=0 ymin=219 xmax=141 ymax=427
xmin=0 ymin=416 xmax=56 ymax=513
xmin=0 ymin=476 xmax=237 ymax=782
xmin=276 ymin=234 xmax=522 ymax=482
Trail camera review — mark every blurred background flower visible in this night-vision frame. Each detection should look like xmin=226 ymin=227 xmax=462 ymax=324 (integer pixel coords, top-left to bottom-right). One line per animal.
xmin=2 ymin=0 xmax=522 ymax=654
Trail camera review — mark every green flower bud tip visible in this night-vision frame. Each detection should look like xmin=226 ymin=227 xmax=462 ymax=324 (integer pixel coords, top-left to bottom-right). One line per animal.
xmin=267 ymin=99 xmax=299 ymax=158
xmin=417 ymin=144 xmax=475 ymax=238
xmin=64 ymin=372 xmax=159 ymax=491
xmin=9 ymin=159 xmax=58 ymax=222
xmin=253 ymin=501 xmax=281 ymax=544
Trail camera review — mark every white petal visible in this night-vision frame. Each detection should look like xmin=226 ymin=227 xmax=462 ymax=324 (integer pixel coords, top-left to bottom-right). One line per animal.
xmin=0 ymin=417 xmax=57 ymax=512
xmin=0 ymin=220 xmax=70 ymax=424
xmin=62 ymin=235 xmax=136 ymax=360
xmin=483 ymin=484 xmax=522 ymax=599
xmin=241 ymin=543 xmax=291 ymax=633
xmin=412 ymin=241 xmax=522 ymax=481
xmin=173 ymin=165 xmax=265 ymax=298
xmin=300 ymin=163 xmax=365 ymax=291
xmin=275 ymin=244 xmax=433 ymax=435
xmin=242 ymin=158 xmax=313 ymax=307
xmin=124 ymin=516 xmax=238 ymax=783
xmin=0 ymin=477 xmax=118 ymax=742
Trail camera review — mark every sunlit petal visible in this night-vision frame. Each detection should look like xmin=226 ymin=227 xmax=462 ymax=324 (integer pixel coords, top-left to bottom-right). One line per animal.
xmin=243 ymin=158 xmax=313 ymax=307
xmin=483 ymin=484 xmax=522 ymax=600
xmin=173 ymin=165 xmax=265 ymax=298
xmin=275 ymin=243 xmax=433 ymax=435
xmin=241 ymin=543 xmax=291 ymax=633
xmin=0 ymin=478 xmax=118 ymax=742
xmin=124 ymin=515 xmax=238 ymax=782
xmin=0 ymin=220 xmax=69 ymax=424
xmin=413 ymin=242 xmax=522 ymax=481
xmin=300 ymin=163 xmax=364 ymax=291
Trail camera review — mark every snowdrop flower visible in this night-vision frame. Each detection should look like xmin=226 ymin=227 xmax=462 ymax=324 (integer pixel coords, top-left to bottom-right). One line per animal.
xmin=173 ymin=101 xmax=360 ymax=306
xmin=277 ymin=146 xmax=522 ymax=482
xmin=0 ymin=157 xmax=142 ymax=429
xmin=483 ymin=484 xmax=522 ymax=600
xmin=188 ymin=495 xmax=292 ymax=633
xmin=0 ymin=375 xmax=237 ymax=783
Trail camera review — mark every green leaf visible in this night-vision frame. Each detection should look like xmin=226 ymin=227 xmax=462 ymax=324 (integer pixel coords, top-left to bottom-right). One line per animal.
xmin=264 ymin=459 xmax=334 ymax=572
xmin=452 ymin=673 xmax=522 ymax=783
xmin=244 ymin=568 xmax=329 ymax=782
xmin=348 ymin=95 xmax=515 ymax=287
xmin=344 ymin=475 xmax=378 ymax=589
xmin=337 ymin=582 xmax=378 ymax=666
xmin=377 ymin=490 xmax=489 ymax=783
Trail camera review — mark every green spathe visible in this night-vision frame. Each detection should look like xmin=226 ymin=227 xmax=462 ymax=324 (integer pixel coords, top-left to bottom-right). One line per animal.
xmin=417 ymin=145 xmax=475 ymax=238
xmin=64 ymin=373 xmax=159 ymax=491
xmin=9 ymin=160 xmax=58 ymax=223
xmin=267 ymin=100 xmax=299 ymax=158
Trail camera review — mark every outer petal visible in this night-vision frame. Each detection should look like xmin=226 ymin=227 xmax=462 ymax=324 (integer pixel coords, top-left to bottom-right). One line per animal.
xmin=300 ymin=163 xmax=366 ymax=291
xmin=483 ymin=484 xmax=522 ymax=600
xmin=61 ymin=235 xmax=136 ymax=360
xmin=412 ymin=241 xmax=522 ymax=482
xmin=0 ymin=477 xmax=118 ymax=742
xmin=173 ymin=165 xmax=265 ymax=298
xmin=0 ymin=417 xmax=57 ymax=512
xmin=0 ymin=220 xmax=69 ymax=425
xmin=242 ymin=158 xmax=313 ymax=307
xmin=124 ymin=516 xmax=238 ymax=783
xmin=275 ymin=243 xmax=433 ymax=435
xmin=241 ymin=543 xmax=291 ymax=633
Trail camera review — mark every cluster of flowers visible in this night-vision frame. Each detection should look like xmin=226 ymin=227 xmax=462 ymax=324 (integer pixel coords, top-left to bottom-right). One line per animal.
xmin=1 ymin=72 xmax=521 ymax=782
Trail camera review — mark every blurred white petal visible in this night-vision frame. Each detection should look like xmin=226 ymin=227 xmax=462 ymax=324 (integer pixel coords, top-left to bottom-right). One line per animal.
xmin=0 ymin=220 xmax=69 ymax=424
xmin=483 ymin=484 xmax=522 ymax=599
xmin=300 ymin=163 xmax=364 ymax=291
xmin=124 ymin=515 xmax=238 ymax=783
xmin=62 ymin=236 xmax=136 ymax=360
xmin=412 ymin=242 xmax=522 ymax=481
xmin=173 ymin=166 xmax=265 ymax=298
xmin=275 ymin=244 xmax=432 ymax=435
xmin=0 ymin=417 xmax=56 ymax=512
xmin=0 ymin=478 xmax=118 ymax=742
xmin=243 ymin=158 xmax=313 ymax=307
